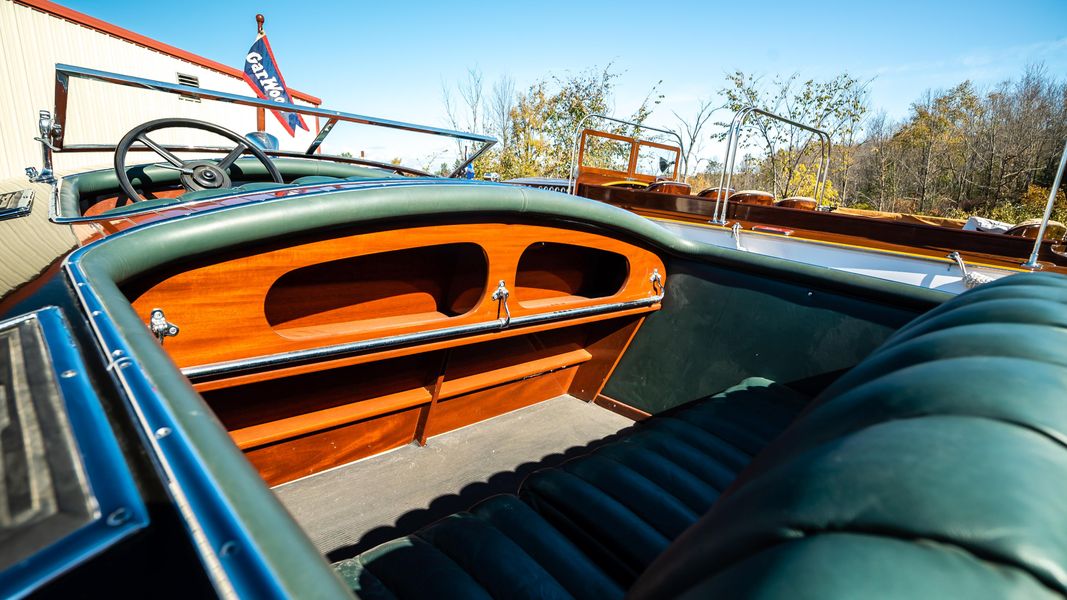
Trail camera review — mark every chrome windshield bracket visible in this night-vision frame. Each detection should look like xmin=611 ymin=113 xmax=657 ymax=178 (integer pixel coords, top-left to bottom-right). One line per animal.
xmin=27 ymin=110 xmax=62 ymax=184
xmin=148 ymin=308 xmax=180 ymax=343
xmin=491 ymin=280 xmax=511 ymax=328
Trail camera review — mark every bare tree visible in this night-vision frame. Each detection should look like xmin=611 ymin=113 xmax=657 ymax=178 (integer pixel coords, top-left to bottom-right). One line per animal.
xmin=671 ymin=98 xmax=720 ymax=180
xmin=489 ymin=76 xmax=516 ymax=151
xmin=458 ymin=68 xmax=485 ymax=133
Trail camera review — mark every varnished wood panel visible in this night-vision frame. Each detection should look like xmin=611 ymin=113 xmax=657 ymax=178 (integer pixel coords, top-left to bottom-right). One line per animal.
xmin=208 ymin=322 xmax=633 ymax=483
xmin=246 ymin=407 xmax=422 ymax=486
xmin=129 ymin=222 xmax=665 ymax=375
xmin=515 ymin=242 xmax=629 ymax=305
xmin=190 ymin=306 xmax=656 ymax=392
xmin=594 ymin=394 xmax=651 ymax=421
xmin=580 ymin=183 xmax=1067 ymax=271
xmin=646 ymin=181 xmax=692 ymax=196
xmin=569 ymin=317 xmax=645 ymax=401
xmin=203 ymin=353 xmax=439 ymax=433
xmin=425 ymin=368 xmax=577 ymax=438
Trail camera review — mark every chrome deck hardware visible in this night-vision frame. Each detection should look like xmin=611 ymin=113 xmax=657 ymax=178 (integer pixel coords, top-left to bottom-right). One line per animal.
xmin=947 ymin=252 xmax=993 ymax=289
xmin=731 ymin=222 xmax=747 ymax=251
xmin=148 ymin=308 xmax=179 ymax=343
xmin=491 ymin=280 xmax=511 ymax=328
xmin=27 ymin=110 xmax=62 ymax=184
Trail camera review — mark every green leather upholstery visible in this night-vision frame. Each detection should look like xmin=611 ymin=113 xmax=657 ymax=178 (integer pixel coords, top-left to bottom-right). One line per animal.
xmin=335 ymin=378 xmax=809 ymax=598
xmin=70 ymin=179 xmax=943 ymax=599
xmin=630 ymin=271 xmax=1067 ymax=598
xmin=335 ymin=272 xmax=1067 ymax=599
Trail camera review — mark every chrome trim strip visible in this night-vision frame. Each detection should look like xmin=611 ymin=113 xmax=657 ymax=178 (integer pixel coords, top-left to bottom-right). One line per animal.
xmin=183 ymin=296 xmax=664 ymax=380
xmin=63 ymin=261 xmax=239 ymax=599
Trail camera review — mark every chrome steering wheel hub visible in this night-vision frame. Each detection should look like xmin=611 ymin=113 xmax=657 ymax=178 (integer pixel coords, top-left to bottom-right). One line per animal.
xmin=182 ymin=160 xmax=232 ymax=191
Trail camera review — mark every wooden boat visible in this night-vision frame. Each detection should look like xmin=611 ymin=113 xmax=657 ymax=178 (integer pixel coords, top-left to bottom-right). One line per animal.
xmin=521 ymin=112 xmax=1067 ymax=295
xmin=3 ymin=65 xmax=1067 ymax=598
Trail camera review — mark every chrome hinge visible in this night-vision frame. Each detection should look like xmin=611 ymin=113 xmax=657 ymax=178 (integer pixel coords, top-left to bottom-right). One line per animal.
xmin=491 ymin=280 xmax=511 ymax=328
xmin=149 ymin=308 xmax=179 ymax=343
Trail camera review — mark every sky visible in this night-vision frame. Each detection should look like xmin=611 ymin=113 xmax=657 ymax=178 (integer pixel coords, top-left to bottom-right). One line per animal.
xmin=61 ymin=0 xmax=1067 ymax=166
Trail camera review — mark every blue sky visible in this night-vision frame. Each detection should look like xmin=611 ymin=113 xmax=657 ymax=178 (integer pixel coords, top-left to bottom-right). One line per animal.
xmin=62 ymin=0 xmax=1067 ymax=162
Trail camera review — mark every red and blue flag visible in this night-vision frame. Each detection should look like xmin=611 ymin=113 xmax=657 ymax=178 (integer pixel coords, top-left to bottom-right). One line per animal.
xmin=243 ymin=35 xmax=309 ymax=136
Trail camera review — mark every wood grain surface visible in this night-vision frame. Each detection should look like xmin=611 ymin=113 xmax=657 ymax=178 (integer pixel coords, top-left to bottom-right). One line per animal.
xmin=129 ymin=222 xmax=664 ymax=375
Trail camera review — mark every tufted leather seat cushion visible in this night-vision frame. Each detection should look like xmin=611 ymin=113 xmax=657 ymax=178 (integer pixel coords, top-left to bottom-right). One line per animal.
xmin=335 ymin=272 xmax=1067 ymax=599
xmin=334 ymin=378 xmax=808 ymax=598
xmin=518 ymin=377 xmax=806 ymax=585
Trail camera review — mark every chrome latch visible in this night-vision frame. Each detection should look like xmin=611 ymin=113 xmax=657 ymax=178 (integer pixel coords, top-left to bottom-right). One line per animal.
xmin=649 ymin=268 xmax=664 ymax=295
xmin=149 ymin=308 xmax=179 ymax=343
xmin=491 ymin=280 xmax=511 ymax=328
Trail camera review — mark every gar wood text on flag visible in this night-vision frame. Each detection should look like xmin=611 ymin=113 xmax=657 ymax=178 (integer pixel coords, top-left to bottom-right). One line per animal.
xmin=243 ymin=29 xmax=309 ymax=137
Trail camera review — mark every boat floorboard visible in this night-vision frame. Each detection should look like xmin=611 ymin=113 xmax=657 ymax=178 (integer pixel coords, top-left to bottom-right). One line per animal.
xmin=273 ymin=394 xmax=634 ymax=560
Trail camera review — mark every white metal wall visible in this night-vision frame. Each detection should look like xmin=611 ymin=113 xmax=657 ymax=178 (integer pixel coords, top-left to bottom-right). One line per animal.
xmin=0 ymin=0 xmax=318 ymax=178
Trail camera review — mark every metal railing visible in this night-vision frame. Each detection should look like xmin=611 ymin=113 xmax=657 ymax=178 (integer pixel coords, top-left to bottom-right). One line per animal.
xmin=712 ymin=107 xmax=831 ymax=224
xmin=1022 ymin=137 xmax=1067 ymax=269
xmin=567 ymin=114 xmax=685 ymax=195
xmin=47 ymin=64 xmax=496 ymax=179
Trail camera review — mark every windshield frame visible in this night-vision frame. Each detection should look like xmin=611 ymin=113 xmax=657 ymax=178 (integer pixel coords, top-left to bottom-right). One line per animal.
xmin=50 ymin=64 xmax=496 ymax=178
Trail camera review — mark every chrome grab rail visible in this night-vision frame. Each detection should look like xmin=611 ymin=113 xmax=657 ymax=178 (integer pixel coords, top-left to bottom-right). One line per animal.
xmin=1022 ymin=137 xmax=1067 ymax=270
xmin=48 ymin=64 xmax=496 ymax=178
xmin=182 ymin=295 xmax=664 ymax=381
xmin=713 ymin=107 xmax=831 ymax=224
xmin=567 ymin=114 xmax=685 ymax=195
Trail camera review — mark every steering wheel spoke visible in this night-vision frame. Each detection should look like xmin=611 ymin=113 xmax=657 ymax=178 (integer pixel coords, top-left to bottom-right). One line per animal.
xmin=136 ymin=134 xmax=184 ymax=167
xmin=114 ymin=118 xmax=283 ymax=203
xmin=217 ymin=142 xmax=249 ymax=170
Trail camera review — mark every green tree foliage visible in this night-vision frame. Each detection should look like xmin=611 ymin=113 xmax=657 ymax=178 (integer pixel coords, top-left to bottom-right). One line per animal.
xmin=717 ymin=71 xmax=870 ymax=201
xmin=445 ymin=65 xmax=662 ymax=180
xmin=852 ymin=65 xmax=1067 ymax=221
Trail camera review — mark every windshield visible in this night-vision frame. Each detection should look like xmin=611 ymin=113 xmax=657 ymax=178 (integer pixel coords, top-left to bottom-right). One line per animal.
xmin=51 ymin=64 xmax=494 ymax=177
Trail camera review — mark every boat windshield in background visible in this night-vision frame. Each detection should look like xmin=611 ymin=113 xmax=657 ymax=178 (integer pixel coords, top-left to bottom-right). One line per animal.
xmin=567 ymin=114 xmax=684 ymax=194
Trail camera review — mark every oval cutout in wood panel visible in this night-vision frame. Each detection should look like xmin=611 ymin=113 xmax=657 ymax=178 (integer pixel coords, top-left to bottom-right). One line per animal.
xmin=515 ymin=242 xmax=629 ymax=308
xmin=266 ymin=243 xmax=488 ymax=339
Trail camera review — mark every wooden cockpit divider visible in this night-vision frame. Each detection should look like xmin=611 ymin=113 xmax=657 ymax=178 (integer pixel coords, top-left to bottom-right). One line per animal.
xmin=124 ymin=222 xmax=665 ymax=485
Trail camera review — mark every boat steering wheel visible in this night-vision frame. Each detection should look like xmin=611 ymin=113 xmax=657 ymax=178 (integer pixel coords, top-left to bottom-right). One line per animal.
xmin=114 ymin=118 xmax=284 ymax=202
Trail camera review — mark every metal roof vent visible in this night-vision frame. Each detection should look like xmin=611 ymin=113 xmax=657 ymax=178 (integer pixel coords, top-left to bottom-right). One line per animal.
xmin=176 ymin=73 xmax=201 ymax=103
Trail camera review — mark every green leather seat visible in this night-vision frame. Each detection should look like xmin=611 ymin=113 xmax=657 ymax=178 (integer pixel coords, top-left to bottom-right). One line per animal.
xmin=335 ymin=272 xmax=1067 ymax=599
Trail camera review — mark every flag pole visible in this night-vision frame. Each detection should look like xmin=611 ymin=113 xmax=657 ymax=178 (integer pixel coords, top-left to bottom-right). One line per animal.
xmin=255 ymin=13 xmax=266 ymax=131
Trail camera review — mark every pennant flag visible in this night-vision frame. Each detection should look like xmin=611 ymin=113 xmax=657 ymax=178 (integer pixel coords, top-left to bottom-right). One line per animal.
xmin=243 ymin=34 xmax=309 ymax=137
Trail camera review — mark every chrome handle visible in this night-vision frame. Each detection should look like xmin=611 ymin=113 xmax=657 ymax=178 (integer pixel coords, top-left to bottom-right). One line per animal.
xmin=491 ymin=280 xmax=511 ymax=328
